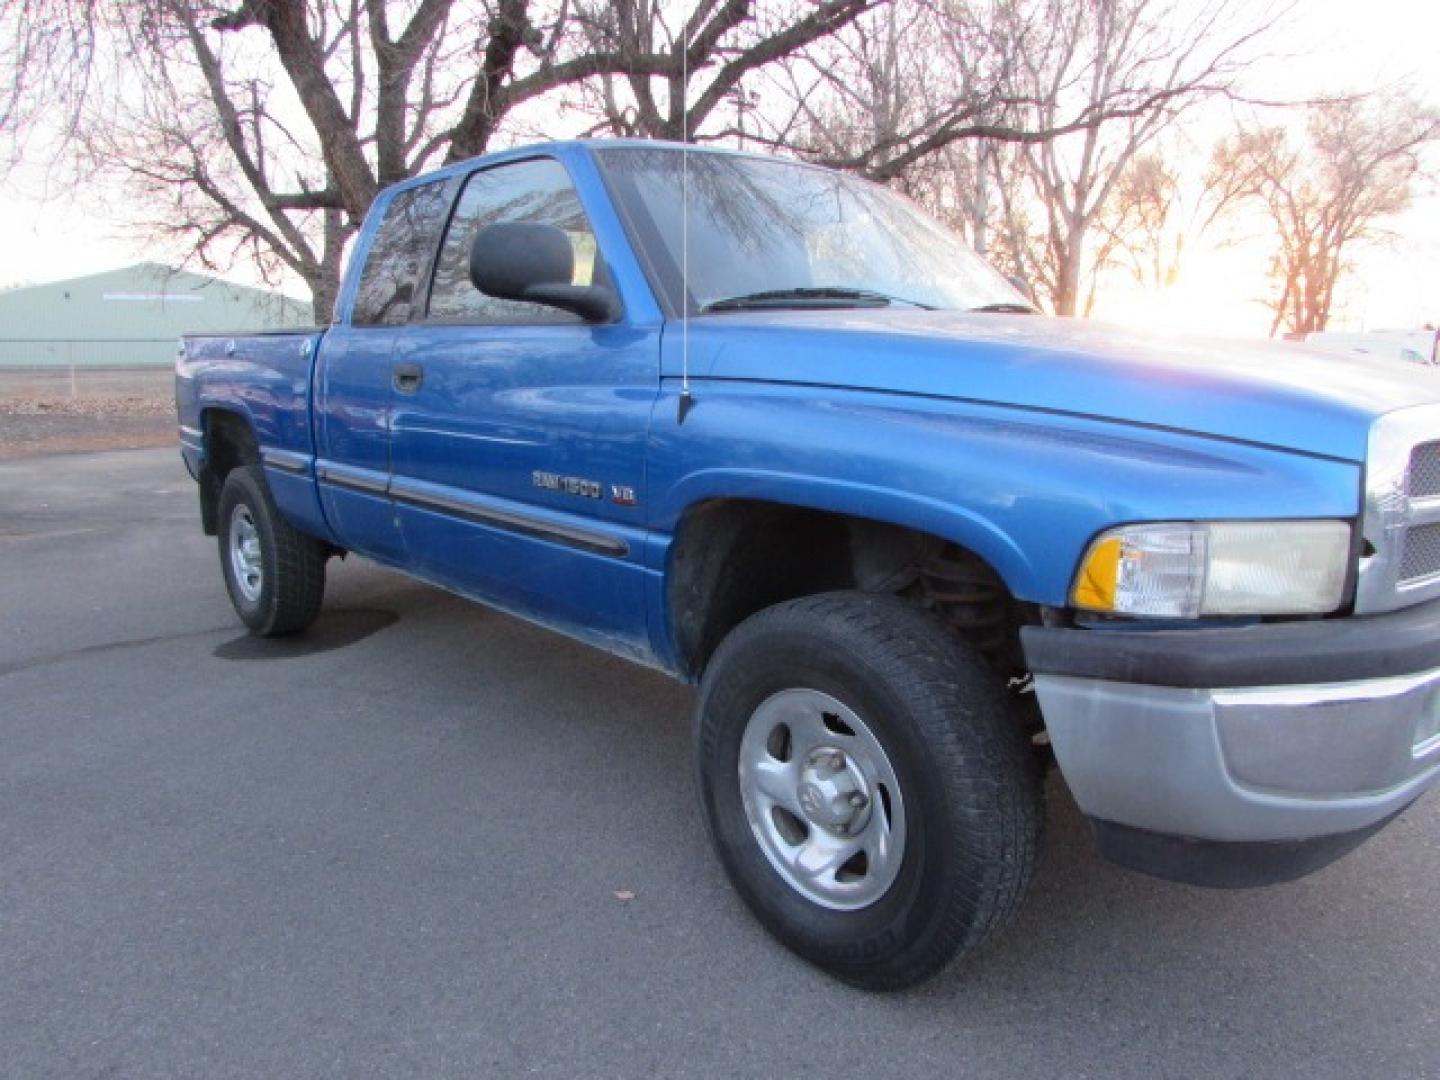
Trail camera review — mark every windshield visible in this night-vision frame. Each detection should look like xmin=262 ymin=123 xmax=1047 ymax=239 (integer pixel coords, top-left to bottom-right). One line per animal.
xmin=595 ymin=146 xmax=1025 ymax=315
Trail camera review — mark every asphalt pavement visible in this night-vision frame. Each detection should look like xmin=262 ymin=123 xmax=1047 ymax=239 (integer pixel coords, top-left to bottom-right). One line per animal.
xmin=2 ymin=448 xmax=1438 ymax=1079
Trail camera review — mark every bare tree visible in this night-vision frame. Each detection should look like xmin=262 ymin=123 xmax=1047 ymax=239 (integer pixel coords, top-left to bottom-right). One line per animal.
xmin=717 ymin=0 xmax=1278 ymax=313
xmin=1096 ymin=151 xmax=1183 ymax=292
xmin=988 ymin=0 xmax=1278 ymax=316
xmin=571 ymin=0 xmax=875 ymax=142
xmin=0 ymin=0 xmax=877 ymax=318
xmin=1208 ymin=94 xmax=1439 ymax=336
xmin=1057 ymin=146 xmax=1200 ymax=314
xmin=728 ymin=0 xmax=1039 ymax=196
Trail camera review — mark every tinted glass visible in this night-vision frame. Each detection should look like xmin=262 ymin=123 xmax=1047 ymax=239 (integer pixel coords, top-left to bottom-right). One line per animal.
xmin=428 ymin=158 xmax=597 ymax=324
xmin=352 ymin=180 xmax=453 ymax=326
xmin=597 ymin=147 xmax=1023 ymax=313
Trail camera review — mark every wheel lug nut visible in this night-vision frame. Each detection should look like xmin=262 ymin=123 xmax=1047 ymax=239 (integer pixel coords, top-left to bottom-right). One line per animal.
xmin=830 ymin=752 xmax=845 ymax=771
xmin=848 ymin=792 xmax=867 ymax=808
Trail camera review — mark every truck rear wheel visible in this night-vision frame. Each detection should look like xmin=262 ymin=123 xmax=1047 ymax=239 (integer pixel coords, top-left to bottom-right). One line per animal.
xmin=217 ymin=465 xmax=327 ymax=636
xmin=694 ymin=591 xmax=1042 ymax=990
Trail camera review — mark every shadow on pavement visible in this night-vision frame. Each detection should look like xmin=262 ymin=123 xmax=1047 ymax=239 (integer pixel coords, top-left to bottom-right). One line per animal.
xmin=212 ymin=607 xmax=399 ymax=660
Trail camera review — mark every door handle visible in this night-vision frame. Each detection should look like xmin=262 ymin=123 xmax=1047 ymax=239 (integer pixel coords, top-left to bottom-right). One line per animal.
xmin=392 ymin=362 xmax=423 ymax=393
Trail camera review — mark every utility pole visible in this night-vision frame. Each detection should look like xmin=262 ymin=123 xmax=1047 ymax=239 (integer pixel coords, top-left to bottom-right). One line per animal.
xmin=727 ymin=86 xmax=760 ymax=150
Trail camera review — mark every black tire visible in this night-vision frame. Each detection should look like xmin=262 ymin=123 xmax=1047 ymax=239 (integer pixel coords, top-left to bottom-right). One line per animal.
xmin=694 ymin=591 xmax=1043 ymax=991
xmin=216 ymin=465 xmax=327 ymax=636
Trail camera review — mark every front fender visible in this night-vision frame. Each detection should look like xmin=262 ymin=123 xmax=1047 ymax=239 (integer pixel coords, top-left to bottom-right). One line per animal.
xmin=662 ymin=465 xmax=1036 ymax=598
xmin=647 ymin=382 xmax=1361 ymax=607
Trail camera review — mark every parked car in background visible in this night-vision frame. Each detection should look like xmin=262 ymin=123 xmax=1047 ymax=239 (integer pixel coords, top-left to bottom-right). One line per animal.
xmin=177 ymin=140 xmax=1440 ymax=990
xmin=1299 ymin=328 xmax=1440 ymax=367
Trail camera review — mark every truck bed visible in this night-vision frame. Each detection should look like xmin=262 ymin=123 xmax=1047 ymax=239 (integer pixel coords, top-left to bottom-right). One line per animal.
xmin=176 ymin=328 xmax=325 ymax=464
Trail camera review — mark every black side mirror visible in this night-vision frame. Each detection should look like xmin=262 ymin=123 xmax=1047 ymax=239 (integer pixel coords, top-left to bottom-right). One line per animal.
xmin=469 ymin=221 xmax=620 ymax=323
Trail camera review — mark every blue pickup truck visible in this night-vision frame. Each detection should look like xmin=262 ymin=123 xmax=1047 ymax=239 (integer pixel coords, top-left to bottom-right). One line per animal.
xmin=177 ymin=139 xmax=1440 ymax=989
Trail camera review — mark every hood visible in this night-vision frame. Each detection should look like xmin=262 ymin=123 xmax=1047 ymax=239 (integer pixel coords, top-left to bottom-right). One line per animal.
xmin=676 ymin=310 xmax=1440 ymax=461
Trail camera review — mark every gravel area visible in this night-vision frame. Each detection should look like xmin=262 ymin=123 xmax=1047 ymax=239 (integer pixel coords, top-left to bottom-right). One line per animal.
xmin=0 ymin=367 xmax=174 ymax=459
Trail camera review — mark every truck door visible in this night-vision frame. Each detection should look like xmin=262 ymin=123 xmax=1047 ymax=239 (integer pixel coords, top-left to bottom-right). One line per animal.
xmin=387 ymin=155 xmax=658 ymax=659
xmin=314 ymin=177 xmax=455 ymax=564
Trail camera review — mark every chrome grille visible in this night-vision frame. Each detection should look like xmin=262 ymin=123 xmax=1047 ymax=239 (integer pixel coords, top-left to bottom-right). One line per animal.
xmin=1355 ymin=405 xmax=1440 ymax=614
xmin=1408 ymin=441 xmax=1440 ymax=500
xmin=1401 ymin=522 xmax=1440 ymax=583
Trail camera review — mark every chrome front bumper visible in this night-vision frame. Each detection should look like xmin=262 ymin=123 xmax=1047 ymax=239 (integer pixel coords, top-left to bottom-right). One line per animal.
xmin=1034 ymin=667 xmax=1440 ymax=844
xmin=1022 ymin=602 xmax=1440 ymax=884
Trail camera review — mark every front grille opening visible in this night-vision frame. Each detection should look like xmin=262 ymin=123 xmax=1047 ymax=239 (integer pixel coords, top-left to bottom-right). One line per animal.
xmin=1400 ymin=521 xmax=1440 ymax=584
xmin=1408 ymin=441 xmax=1440 ymax=500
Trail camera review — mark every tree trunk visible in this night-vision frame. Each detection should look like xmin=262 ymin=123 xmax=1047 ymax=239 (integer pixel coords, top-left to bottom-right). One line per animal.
xmin=259 ymin=0 xmax=378 ymax=218
xmin=1053 ymin=242 xmax=1084 ymax=317
xmin=971 ymin=144 xmax=991 ymax=256
xmin=307 ymin=269 xmax=340 ymax=326
xmin=307 ymin=209 xmax=351 ymax=325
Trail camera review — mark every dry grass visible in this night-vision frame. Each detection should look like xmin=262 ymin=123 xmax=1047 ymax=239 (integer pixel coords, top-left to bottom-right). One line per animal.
xmin=0 ymin=368 xmax=174 ymax=459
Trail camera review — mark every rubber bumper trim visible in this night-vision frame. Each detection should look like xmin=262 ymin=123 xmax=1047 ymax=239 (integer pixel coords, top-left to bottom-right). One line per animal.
xmin=1022 ymin=597 xmax=1440 ymax=689
xmin=1089 ymin=807 xmax=1408 ymax=889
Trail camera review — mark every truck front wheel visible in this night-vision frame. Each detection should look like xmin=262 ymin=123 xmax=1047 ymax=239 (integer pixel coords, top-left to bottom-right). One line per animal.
xmin=217 ymin=465 xmax=327 ymax=636
xmin=694 ymin=591 xmax=1042 ymax=990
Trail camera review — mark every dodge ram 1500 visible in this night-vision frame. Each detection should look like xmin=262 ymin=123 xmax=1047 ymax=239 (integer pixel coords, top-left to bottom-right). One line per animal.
xmin=177 ymin=140 xmax=1440 ymax=989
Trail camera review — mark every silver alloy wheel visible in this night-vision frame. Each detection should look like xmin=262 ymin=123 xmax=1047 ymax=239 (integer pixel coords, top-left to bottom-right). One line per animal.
xmin=228 ymin=504 xmax=264 ymax=603
xmin=738 ymin=688 xmax=907 ymax=911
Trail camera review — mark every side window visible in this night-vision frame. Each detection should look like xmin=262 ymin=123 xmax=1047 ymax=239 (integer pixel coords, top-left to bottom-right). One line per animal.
xmin=352 ymin=180 xmax=453 ymax=326
xmin=427 ymin=158 xmax=598 ymax=324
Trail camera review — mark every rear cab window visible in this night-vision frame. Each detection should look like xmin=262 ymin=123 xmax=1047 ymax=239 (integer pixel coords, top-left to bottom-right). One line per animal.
xmin=352 ymin=179 xmax=455 ymax=326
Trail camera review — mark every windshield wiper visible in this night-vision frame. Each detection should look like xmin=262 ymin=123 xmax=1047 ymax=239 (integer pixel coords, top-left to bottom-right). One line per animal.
xmin=968 ymin=302 xmax=1035 ymax=314
xmin=701 ymin=287 xmax=935 ymax=313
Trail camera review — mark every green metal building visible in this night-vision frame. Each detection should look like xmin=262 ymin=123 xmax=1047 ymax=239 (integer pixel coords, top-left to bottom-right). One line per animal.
xmin=0 ymin=263 xmax=312 ymax=367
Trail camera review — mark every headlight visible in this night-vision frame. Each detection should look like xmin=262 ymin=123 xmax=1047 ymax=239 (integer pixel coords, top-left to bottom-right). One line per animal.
xmin=1072 ymin=521 xmax=1352 ymax=618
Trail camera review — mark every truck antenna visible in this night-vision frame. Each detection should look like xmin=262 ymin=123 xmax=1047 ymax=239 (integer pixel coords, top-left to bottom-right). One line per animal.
xmin=677 ymin=22 xmax=695 ymax=426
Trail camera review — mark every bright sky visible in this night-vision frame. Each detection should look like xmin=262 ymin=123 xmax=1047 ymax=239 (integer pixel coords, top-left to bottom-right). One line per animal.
xmin=1088 ymin=0 xmax=1440 ymax=337
xmin=1 ymin=0 xmax=1436 ymax=336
